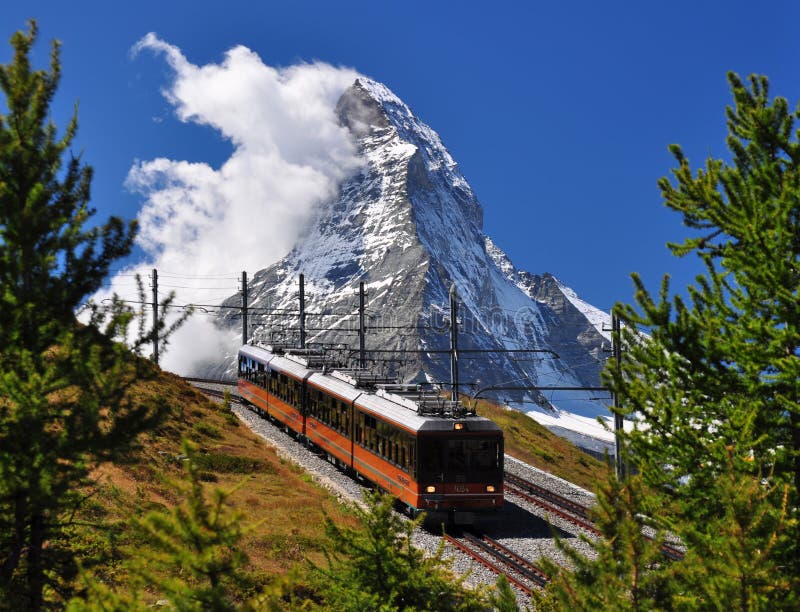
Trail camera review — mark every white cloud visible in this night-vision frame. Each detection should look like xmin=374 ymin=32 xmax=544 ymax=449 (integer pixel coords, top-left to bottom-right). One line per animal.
xmin=98 ymin=34 xmax=364 ymax=375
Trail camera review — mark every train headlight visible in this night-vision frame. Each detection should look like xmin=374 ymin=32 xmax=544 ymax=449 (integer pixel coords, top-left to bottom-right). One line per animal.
xmin=426 ymin=485 xmax=437 ymax=493
xmin=454 ymin=423 xmax=464 ymax=430
xmin=486 ymin=485 xmax=496 ymax=493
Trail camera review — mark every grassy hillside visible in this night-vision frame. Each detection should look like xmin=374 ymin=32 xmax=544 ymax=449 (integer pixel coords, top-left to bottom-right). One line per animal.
xmin=74 ymin=372 xmax=606 ymax=604
xmin=75 ymin=370 xmax=358 ymax=603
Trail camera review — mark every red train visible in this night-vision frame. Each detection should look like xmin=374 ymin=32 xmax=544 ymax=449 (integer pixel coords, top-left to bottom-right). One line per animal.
xmin=237 ymin=343 xmax=504 ymax=522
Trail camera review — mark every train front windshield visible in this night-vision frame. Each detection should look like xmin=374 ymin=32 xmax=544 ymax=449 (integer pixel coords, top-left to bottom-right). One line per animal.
xmin=419 ymin=436 xmax=503 ymax=482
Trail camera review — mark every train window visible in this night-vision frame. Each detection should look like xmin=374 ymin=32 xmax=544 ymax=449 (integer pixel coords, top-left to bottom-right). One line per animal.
xmin=417 ymin=437 xmax=503 ymax=481
xmin=308 ymin=389 xmax=316 ymax=417
xmin=355 ymin=413 xmax=363 ymax=445
xmin=419 ymin=440 xmax=443 ymax=479
xmin=276 ymin=374 xmax=285 ymax=401
xmin=340 ymin=402 xmax=349 ymax=434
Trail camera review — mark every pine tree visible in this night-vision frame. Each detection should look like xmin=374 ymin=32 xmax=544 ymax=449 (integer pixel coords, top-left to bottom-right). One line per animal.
xmin=488 ymin=575 xmax=520 ymax=612
xmin=0 ymin=22 xmax=184 ymax=608
xmin=314 ymin=491 xmax=490 ymax=611
xmin=599 ymin=72 xmax=800 ymax=606
xmin=0 ymin=22 xmax=135 ymax=355
xmin=123 ymin=441 xmax=254 ymax=611
xmin=535 ymin=72 xmax=800 ymax=609
xmin=535 ymin=471 xmax=673 ymax=611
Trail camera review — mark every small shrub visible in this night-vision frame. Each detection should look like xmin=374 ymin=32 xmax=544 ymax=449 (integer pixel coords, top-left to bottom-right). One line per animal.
xmin=193 ymin=421 xmax=223 ymax=439
xmin=191 ymin=452 xmax=266 ymax=474
xmin=220 ymin=391 xmax=240 ymax=427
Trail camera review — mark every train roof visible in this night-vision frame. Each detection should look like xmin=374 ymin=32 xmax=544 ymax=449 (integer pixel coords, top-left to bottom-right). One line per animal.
xmin=239 ymin=344 xmax=312 ymax=380
xmin=307 ymin=372 xmax=363 ymax=402
xmin=239 ymin=344 xmax=501 ymax=435
xmin=239 ymin=344 xmax=275 ymax=364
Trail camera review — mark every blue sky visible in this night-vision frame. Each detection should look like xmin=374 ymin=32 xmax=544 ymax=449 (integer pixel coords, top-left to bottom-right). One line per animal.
xmin=4 ymin=0 xmax=800 ymax=314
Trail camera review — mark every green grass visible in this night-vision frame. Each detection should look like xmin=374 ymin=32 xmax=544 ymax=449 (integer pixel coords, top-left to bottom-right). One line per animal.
xmin=190 ymin=451 xmax=266 ymax=474
xmin=192 ymin=421 xmax=223 ymax=439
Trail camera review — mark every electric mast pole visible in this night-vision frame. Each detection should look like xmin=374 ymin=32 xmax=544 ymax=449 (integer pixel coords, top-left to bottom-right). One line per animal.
xmin=151 ymin=268 xmax=158 ymax=366
xmin=612 ymin=311 xmax=624 ymax=478
xmin=299 ymin=273 xmax=306 ymax=349
xmin=450 ymin=285 xmax=459 ymax=402
xmin=241 ymin=271 xmax=248 ymax=345
xmin=359 ymin=281 xmax=366 ymax=368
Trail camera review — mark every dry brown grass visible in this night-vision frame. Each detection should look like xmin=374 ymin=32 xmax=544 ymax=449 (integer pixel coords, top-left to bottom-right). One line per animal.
xmin=81 ymin=370 xmax=358 ymax=593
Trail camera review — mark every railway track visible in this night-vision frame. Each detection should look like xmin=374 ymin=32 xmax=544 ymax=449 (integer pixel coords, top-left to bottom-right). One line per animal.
xmin=505 ymin=471 xmax=685 ymax=561
xmin=504 ymin=472 xmax=601 ymax=536
xmin=193 ymin=385 xmax=237 ymax=402
xmin=186 ymin=378 xmax=239 ymax=401
xmin=183 ymin=376 xmax=237 ymax=385
xmin=444 ymin=531 xmax=548 ymax=597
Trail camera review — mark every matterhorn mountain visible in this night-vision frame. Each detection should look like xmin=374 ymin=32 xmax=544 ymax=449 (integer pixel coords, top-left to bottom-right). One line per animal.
xmin=218 ymin=78 xmax=614 ymax=451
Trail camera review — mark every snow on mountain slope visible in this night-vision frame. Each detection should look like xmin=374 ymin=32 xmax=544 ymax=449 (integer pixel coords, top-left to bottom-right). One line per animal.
xmin=215 ymin=76 xmax=615 ymax=444
xmin=557 ymin=280 xmax=612 ymax=341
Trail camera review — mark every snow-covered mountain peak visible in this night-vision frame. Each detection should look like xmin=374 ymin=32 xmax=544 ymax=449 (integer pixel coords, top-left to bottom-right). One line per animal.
xmin=337 ymin=78 xmax=481 ymax=231
xmin=217 ymin=75 xmax=614 ymax=448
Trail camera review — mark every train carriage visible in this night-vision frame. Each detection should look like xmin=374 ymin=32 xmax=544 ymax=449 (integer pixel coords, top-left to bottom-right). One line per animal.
xmin=237 ymin=344 xmax=503 ymax=521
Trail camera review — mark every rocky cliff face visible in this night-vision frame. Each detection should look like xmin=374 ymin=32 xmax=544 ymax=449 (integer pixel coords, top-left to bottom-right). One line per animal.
xmin=217 ymin=78 xmax=611 ymax=418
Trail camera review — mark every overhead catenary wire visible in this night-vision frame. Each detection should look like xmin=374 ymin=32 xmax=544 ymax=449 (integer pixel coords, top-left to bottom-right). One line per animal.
xmin=98 ymin=269 xmax=612 ymax=405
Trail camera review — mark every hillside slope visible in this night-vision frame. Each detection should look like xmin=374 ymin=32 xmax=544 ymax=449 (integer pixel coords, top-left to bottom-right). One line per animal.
xmin=75 ymin=370 xmax=357 ymax=603
xmin=75 ymin=369 xmax=605 ymax=603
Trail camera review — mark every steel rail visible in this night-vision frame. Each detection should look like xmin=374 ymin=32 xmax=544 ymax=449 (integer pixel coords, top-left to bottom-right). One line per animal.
xmin=463 ymin=532 xmax=549 ymax=588
xmin=504 ymin=472 xmax=590 ymax=519
xmin=505 ymin=473 xmax=684 ymax=561
xmin=443 ymin=534 xmax=535 ymax=597
xmin=504 ymin=481 xmax=601 ymax=536
xmin=183 ymin=376 xmax=237 ymax=385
